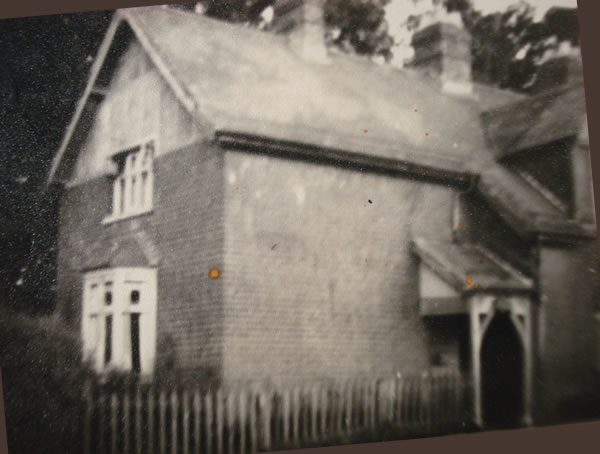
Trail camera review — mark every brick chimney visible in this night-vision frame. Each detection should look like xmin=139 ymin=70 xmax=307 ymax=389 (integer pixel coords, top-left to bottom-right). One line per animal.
xmin=269 ymin=0 xmax=329 ymax=63
xmin=410 ymin=19 xmax=473 ymax=96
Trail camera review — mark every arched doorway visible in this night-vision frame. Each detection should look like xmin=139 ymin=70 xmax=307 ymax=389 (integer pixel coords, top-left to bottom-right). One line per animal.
xmin=480 ymin=311 xmax=524 ymax=428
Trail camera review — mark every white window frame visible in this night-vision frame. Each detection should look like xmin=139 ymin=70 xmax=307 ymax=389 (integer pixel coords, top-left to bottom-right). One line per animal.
xmin=103 ymin=138 xmax=155 ymax=224
xmin=81 ymin=267 xmax=157 ymax=377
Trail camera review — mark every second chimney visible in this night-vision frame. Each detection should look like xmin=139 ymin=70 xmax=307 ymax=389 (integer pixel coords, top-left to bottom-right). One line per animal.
xmin=410 ymin=21 xmax=473 ymax=96
xmin=269 ymin=0 xmax=329 ymax=63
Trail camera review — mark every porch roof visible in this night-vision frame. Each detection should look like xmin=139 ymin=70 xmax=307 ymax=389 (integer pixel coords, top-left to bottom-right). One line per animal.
xmin=412 ymin=237 xmax=534 ymax=294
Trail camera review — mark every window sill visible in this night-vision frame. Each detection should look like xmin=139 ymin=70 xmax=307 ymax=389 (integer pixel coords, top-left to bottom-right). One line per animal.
xmin=102 ymin=209 xmax=153 ymax=225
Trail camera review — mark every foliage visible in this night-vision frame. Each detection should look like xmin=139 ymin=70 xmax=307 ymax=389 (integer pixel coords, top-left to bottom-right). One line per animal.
xmin=0 ymin=306 xmax=94 ymax=454
xmin=191 ymin=0 xmax=395 ymax=60
xmin=443 ymin=0 xmax=579 ymax=91
xmin=185 ymin=1 xmax=580 ymax=91
xmin=324 ymin=0 xmax=394 ymax=60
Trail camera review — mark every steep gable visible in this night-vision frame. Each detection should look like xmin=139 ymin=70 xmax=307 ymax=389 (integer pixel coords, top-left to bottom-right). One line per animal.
xmin=47 ymin=11 xmax=211 ymax=186
xmin=48 ymin=6 xmax=595 ymax=242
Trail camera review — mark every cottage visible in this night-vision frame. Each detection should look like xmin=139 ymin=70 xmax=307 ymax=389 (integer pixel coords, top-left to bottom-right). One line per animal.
xmin=47 ymin=2 xmax=599 ymax=429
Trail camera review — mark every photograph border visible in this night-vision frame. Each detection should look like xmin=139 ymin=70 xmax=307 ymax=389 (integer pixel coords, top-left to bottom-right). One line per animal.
xmin=1 ymin=1 xmax=600 ymax=454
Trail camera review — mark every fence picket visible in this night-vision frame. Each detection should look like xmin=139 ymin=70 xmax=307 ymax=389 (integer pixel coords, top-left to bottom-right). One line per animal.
xmin=320 ymin=386 xmax=328 ymax=437
xmin=171 ymin=391 xmax=178 ymax=454
xmin=370 ymin=380 xmax=376 ymax=428
xmin=291 ymin=387 xmax=300 ymax=444
xmin=345 ymin=380 xmax=352 ymax=433
xmin=216 ymin=389 xmax=224 ymax=454
xmin=98 ymin=393 xmax=106 ymax=454
xmin=110 ymin=393 xmax=118 ymax=454
xmin=301 ymin=387 xmax=309 ymax=440
xmin=148 ymin=389 xmax=155 ymax=454
xmin=159 ymin=391 xmax=167 ymax=454
xmin=135 ymin=389 xmax=142 ymax=454
xmin=83 ymin=382 xmax=92 ymax=454
xmin=335 ymin=383 xmax=343 ymax=436
xmin=239 ymin=389 xmax=247 ymax=454
xmin=282 ymin=388 xmax=290 ymax=445
xmin=205 ymin=392 xmax=213 ymax=454
xmin=227 ymin=391 xmax=235 ymax=454
xmin=193 ymin=391 xmax=201 ymax=454
xmin=123 ymin=393 xmax=130 ymax=454
xmin=249 ymin=391 xmax=257 ymax=454
xmin=259 ymin=389 xmax=272 ymax=451
xmin=183 ymin=391 xmax=190 ymax=454
xmin=394 ymin=376 xmax=402 ymax=426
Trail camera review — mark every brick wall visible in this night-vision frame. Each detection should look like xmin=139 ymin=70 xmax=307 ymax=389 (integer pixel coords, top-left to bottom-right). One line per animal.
xmin=535 ymin=240 xmax=600 ymax=422
xmin=55 ymin=141 xmax=226 ymax=384
xmin=220 ymin=149 xmax=460 ymax=387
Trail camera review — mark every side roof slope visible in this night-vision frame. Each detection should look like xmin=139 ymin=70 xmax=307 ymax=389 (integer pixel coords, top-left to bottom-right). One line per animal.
xmin=48 ymin=6 xmax=593 ymax=240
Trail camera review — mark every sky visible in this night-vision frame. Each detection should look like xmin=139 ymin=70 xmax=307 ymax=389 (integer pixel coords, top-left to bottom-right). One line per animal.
xmin=384 ymin=0 xmax=578 ymax=64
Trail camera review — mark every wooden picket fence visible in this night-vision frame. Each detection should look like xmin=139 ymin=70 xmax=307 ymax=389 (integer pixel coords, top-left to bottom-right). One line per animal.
xmin=83 ymin=369 xmax=468 ymax=454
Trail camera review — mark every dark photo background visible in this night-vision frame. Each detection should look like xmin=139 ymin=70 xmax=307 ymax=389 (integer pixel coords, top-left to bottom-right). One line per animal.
xmin=0 ymin=10 xmax=112 ymax=314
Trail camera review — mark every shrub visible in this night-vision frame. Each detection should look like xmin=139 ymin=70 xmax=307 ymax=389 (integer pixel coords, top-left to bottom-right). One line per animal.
xmin=0 ymin=306 xmax=94 ymax=454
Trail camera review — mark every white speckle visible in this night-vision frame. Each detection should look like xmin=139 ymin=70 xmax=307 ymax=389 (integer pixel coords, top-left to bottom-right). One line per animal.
xmin=227 ymin=171 xmax=237 ymax=184
xmin=293 ymin=184 xmax=306 ymax=206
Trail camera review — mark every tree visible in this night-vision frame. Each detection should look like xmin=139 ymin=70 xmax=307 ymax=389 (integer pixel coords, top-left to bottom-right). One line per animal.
xmin=0 ymin=306 xmax=95 ymax=454
xmin=442 ymin=0 xmax=580 ymax=91
xmin=187 ymin=1 xmax=580 ymax=91
xmin=323 ymin=0 xmax=394 ymax=60
xmin=187 ymin=0 xmax=396 ymax=60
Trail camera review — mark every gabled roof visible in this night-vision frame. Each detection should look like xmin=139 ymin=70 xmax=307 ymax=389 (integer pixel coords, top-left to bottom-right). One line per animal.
xmin=481 ymin=78 xmax=587 ymax=161
xmin=81 ymin=231 xmax=161 ymax=271
xmin=48 ymin=6 xmax=593 ymax=241
xmin=49 ymin=6 xmax=516 ymax=185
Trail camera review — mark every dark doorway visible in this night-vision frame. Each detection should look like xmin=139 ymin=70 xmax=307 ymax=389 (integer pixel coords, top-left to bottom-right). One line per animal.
xmin=481 ymin=311 xmax=524 ymax=429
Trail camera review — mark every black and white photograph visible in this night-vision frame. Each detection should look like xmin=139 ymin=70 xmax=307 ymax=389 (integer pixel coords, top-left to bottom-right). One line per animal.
xmin=1 ymin=1 xmax=599 ymax=453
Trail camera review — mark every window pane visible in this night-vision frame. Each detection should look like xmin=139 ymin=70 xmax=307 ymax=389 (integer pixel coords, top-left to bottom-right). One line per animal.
xmin=119 ymin=178 xmax=126 ymax=213
xmin=104 ymin=315 xmax=112 ymax=365
xmin=104 ymin=282 xmax=112 ymax=306
xmin=141 ymin=172 xmax=147 ymax=207
xmin=90 ymin=284 xmax=98 ymax=309
xmin=146 ymin=141 xmax=154 ymax=157
xmin=131 ymin=176 xmax=137 ymax=207
xmin=130 ymin=290 xmax=140 ymax=304
xmin=130 ymin=314 xmax=141 ymax=373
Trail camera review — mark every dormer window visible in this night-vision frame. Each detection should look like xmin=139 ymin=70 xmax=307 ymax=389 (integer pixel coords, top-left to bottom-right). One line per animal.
xmin=105 ymin=139 xmax=155 ymax=223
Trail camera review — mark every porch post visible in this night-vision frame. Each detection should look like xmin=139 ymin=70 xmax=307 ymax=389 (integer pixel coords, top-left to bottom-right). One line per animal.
xmin=510 ymin=297 xmax=534 ymax=427
xmin=468 ymin=298 xmax=483 ymax=427
xmin=468 ymin=294 xmax=495 ymax=428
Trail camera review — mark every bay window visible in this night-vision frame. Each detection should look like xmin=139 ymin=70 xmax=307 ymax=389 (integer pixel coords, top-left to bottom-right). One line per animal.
xmin=81 ymin=267 xmax=157 ymax=376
